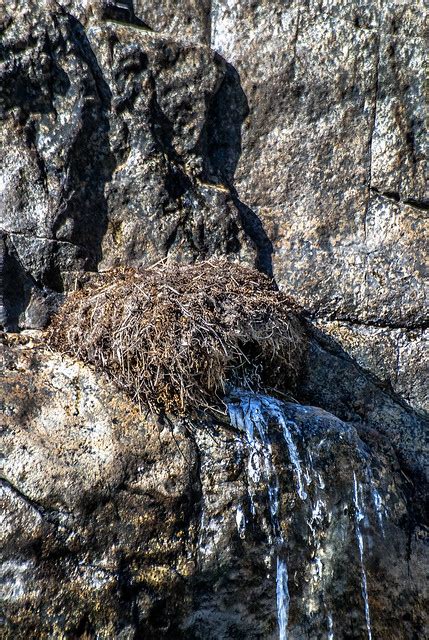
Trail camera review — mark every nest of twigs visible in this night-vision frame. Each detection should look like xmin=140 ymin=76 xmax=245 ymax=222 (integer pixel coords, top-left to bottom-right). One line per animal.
xmin=47 ymin=259 xmax=306 ymax=414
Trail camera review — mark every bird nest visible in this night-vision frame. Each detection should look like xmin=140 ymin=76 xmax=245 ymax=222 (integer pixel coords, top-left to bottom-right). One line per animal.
xmin=47 ymin=260 xmax=306 ymax=415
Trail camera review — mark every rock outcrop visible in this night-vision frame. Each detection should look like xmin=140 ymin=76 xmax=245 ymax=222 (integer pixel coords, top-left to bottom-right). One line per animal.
xmin=0 ymin=0 xmax=258 ymax=330
xmin=209 ymin=0 xmax=428 ymax=413
xmin=1 ymin=335 xmax=427 ymax=638
xmin=1 ymin=1 xmax=426 ymax=414
xmin=1 ymin=1 xmax=428 ymax=638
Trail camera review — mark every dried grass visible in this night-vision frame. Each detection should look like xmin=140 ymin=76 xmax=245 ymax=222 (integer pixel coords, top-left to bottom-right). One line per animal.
xmin=47 ymin=259 xmax=305 ymax=414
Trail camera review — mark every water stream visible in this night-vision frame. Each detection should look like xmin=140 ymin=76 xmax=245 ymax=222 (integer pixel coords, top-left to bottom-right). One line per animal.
xmin=227 ymin=390 xmax=380 ymax=640
xmin=276 ymin=557 xmax=290 ymax=640
xmin=353 ymin=471 xmax=373 ymax=640
xmin=327 ymin=611 xmax=334 ymax=639
xmin=228 ymin=391 xmax=309 ymax=639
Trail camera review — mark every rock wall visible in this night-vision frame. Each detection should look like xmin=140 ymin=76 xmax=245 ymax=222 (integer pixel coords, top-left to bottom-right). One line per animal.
xmin=2 ymin=336 xmax=427 ymax=639
xmin=0 ymin=0 xmax=429 ymax=409
xmin=0 ymin=0 xmax=258 ymax=329
xmin=1 ymin=0 xmax=427 ymax=409
xmin=1 ymin=1 xmax=428 ymax=638
xmin=209 ymin=0 xmax=428 ymax=412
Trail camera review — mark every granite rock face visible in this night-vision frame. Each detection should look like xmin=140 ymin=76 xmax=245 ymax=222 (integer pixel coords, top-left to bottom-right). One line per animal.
xmin=1 ymin=0 xmax=427 ymax=409
xmin=1 ymin=1 xmax=428 ymax=638
xmin=1 ymin=0 xmax=426 ymax=413
xmin=1 ymin=336 xmax=427 ymax=639
xmin=0 ymin=0 xmax=259 ymax=329
xmin=209 ymin=0 xmax=428 ymax=412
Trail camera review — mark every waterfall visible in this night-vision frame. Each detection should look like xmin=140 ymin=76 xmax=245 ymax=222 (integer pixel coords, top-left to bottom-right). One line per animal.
xmin=236 ymin=504 xmax=246 ymax=539
xmin=370 ymin=484 xmax=385 ymax=535
xmin=276 ymin=556 xmax=290 ymax=640
xmin=228 ymin=390 xmax=381 ymax=640
xmin=267 ymin=407 xmax=307 ymax=500
xmin=327 ymin=611 xmax=334 ymax=639
xmin=353 ymin=472 xmax=372 ymax=640
xmin=228 ymin=391 xmax=309 ymax=639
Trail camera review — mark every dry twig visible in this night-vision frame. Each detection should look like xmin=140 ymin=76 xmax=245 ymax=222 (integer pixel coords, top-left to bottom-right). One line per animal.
xmin=47 ymin=259 xmax=305 ymax=414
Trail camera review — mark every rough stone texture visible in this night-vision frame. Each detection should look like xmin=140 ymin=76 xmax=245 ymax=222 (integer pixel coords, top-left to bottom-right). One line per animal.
xmin=314 ymin=320 xmax=429 ymax=414
xmin=1 ymin=1 xmax=428 ymax=637
xmin=0 ymin=0 xmax=257 ymax=330
xmin=1 ymin=0 xmax=426 ymax=413
xmin=210 ymin=0 xmax=428 ymax=412
xmin=1 ymin=336 xmax=428 ymax=639
xmin=133 ymin=0 xmax=211 ymax=44
xmin=299 ymin=322 xmax=428 ymax=490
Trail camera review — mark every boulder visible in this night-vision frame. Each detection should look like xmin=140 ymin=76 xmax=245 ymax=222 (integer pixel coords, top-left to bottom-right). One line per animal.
xmin=1 ymin=335 xmax=427 ymax=638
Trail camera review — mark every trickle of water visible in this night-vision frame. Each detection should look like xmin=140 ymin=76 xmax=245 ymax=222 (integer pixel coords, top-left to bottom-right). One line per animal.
xmin=236 ymin=504 xmax=246 ymax=539
xmin=230 ymin=392 xmax=308 ymax=501
xmin=366 ymin=469 xmax=386 ymax=536
xmin=318 ymin=473 xmax=325 ymax=490
xmin=228 ymin=396 xmax=280 ymax=537
xmin=327 ymin=611 xmax=334 ymax=639
xmin=228 ymin=392 xmax=293 ymax=639
xmin=276 ymin=556 xmax=290 ymax=640
xmin=353 ymin=472 xmax=372 ymax=640
xmin=371 ymin=487 xmax=384 ymax=534
xmin=262 ymin=399 xmax=308 ymax=500
xmin=308 ymin=499 xmax=325 ymax=537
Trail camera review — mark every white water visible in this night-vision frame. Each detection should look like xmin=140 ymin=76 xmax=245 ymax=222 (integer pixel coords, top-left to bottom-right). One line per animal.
xmin=228 ymin=392 xmax=299 ymax=639
xmin=308 ymin=498 xmax=325 ymax=537
xmin=229 ymin=392 xmax=308 ymax=503
xmin=228 ymin=394 xmax=281 ymax=537
xmin=228 ymin=392 xmax=380 ymax=640
xmin=327 ymin=611 xmax=334 ymax=639
xmin=276 ymin=557 xmax=290 ymax=640
xmin=236 ymin=504 xmax=246 ymax=539
xmin=371 ymin=485 xmax=385 ymax=535
xmin=353 ymin=472 xmax=372 ymax=640
xmin=366 ymin=469 xmax=386 ymax=536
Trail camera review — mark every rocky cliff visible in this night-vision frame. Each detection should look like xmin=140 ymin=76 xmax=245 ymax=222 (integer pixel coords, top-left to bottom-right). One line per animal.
xmin=1 ymin=1 xmax=428 ymax=639
xmin=2 ymin=334 xmax=427 ymax=639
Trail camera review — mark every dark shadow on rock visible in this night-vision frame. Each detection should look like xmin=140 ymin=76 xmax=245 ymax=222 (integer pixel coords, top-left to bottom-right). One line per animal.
xmin=0 ymin=234 xmax=63 ymax=331
xmin=0 ymin=8 xmax=115 ymax=302
xmin=201 ymin=61 xmax=248 ymax=185
xmin=49 ymin=12 xmax=115 ymax=284
xmin=196 ymin=58 xmax=428 ymax=521
xmin=230 ymin=188 xmax=275 ymax=278
xmin=0 ymin=235 xmax=33 ymax=331
xmin=101 ymin=0 xmax=154 ymax=30
xmin=298 ymin=320 xmax=429 ymax=528
xmin=198 ymin=60 xmax=274 ymax=277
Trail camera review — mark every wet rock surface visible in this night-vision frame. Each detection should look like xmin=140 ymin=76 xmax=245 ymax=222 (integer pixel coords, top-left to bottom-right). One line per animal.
xmin=1 ymin=1 xmax=428 ymax=638
xmin=1 ymin=337 xmax=427 ymax=639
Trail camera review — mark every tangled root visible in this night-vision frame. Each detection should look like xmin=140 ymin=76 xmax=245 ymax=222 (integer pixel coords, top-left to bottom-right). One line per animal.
xmin=47 ymin=259 xmax=306 ymax=414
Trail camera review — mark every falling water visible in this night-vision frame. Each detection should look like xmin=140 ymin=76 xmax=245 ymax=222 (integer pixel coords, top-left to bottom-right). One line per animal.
xmin=228 ymin=394 xmax=280 ymax=535
xmin=327 ymin=611 xmax=334 ymax=639
xmin=236 ymin=504 xmax=246 ymax=539
xmin=229 ymin=392 xmax=308 ymax=501
xmin=366 ymin=469 xmax=386 ymax=536
xmin=308 ymin=498 xmax=325 ymax=537
xmin=276 ymin=556 xmax=290 ymax=640
xmin=228 ymin=391 xmax=308 ymax=639
xmin=370 ymin=485 xmax=385 ymax=535
xmin=263 ymin=400 xmax=308 ymax=500
xmin=353 ymin=472 xmax=372 ymax=640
